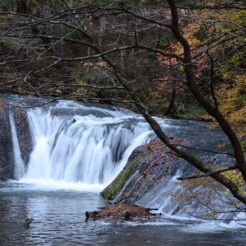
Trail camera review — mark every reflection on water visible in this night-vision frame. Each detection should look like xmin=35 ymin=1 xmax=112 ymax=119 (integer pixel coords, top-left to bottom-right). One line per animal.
xmin=0 ymin=181 xmax=246 ymax=246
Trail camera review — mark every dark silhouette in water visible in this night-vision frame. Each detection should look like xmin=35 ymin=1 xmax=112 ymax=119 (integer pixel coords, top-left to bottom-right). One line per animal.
xmin=85 ymin=211 xmax=99 ymax=221
xmin=124 ymin=211 xmax=131 ymax=220
xmin=24 ymin=218 xmax=33 ymax=228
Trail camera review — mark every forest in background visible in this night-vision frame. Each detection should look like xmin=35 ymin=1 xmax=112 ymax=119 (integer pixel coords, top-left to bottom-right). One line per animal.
xmin=0 ymin=0 xmax=246 ymax=207
xmin=0 ymin=1 xmax=245 ymax=121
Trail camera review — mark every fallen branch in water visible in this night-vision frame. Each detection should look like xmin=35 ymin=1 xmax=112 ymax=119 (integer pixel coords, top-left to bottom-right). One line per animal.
xmin=85 ymin=204 xmax=156 ymax=221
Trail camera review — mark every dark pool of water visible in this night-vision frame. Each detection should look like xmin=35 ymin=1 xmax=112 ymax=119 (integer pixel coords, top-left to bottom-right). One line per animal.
xmin=0 ymin=181 xmax=246 ymax=246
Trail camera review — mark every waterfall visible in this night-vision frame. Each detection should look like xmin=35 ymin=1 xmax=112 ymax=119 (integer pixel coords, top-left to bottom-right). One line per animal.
xmin=9 ymin=113 xmax=25 ymax=180
xmin=15 ymin=101 xmax=152 ymax=188
xmin=7 ymin=97 xmax=240 ymax=224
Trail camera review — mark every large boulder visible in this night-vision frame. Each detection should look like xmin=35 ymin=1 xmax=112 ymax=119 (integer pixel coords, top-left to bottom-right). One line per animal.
xmin=102 ymin=122 xmax=240 ymax=220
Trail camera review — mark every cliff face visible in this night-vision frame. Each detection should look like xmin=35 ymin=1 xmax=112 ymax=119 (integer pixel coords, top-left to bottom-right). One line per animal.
xmin=102 ymin=121 xmax=240 ymax=220
xmin=13 ymin=106 xmax=32 ymax=165
xmin=0 ymin=100 xmax=14 ymax=179
xmin=0 ymin=95 xmax=33 ymax=180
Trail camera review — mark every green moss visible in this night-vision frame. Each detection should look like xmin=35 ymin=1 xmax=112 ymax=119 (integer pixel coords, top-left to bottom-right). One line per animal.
xmin=101 ymin=154 xmax=144 ymax=200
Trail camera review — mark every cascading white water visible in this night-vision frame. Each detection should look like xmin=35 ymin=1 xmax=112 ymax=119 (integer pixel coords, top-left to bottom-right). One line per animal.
xmin=8 ymin=97 xmax=243 ymax=228
xmin=18 ymin=101 xmax=153 ymax=189
xmin=9 ymin=113 xmax=25 ymax=180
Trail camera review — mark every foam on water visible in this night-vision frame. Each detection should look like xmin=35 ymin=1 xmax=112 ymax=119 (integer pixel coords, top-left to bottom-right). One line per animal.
xmin=180 ymin=221 xmax=246 ymax=234
xmin=18 ymin=178 xmax=104 ymax=192
xmin=100 ymin=221 xmax=178 ymax=226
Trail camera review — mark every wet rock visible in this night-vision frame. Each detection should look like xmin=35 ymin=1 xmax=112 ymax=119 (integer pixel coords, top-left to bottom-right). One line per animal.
xmin=13 ymin=106 xmax=32 ymax=165
xmin=0 ymin=100 xmax=14 ymax=179
xmin=101 ymin=146 xmax=147 ymax=201
xmin=102 ymin=125 xmax=236 ymax=220
xmin=102 ymin=139 xmax=179 ymax=203
xmin=0 ymin=96 xmax=33 ymax=179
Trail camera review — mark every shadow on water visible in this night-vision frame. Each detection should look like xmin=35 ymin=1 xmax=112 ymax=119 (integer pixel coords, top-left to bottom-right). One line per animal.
xmin=0 ymin=182 xmax=246 ymax=246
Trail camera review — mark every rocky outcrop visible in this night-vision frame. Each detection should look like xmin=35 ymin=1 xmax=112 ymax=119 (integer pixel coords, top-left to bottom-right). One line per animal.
xmin=0 ymin=100 xmax=14 ymax=179
xmin=102 ymin=139 xmax=182 ymax=203
xmin=0 ymin=95 xmax=33 ymax=179
xmin=13 ymin=106 xmax=32 ymax=164
xmin=102 ymin=122 xmax=239 ymax=220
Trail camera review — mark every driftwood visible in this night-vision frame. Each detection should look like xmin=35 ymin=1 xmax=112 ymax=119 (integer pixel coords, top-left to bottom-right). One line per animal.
xmin=85 ymin=204 xmax=155 ymax=221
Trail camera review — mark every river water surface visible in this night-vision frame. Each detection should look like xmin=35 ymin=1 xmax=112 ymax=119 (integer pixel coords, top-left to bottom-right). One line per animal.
xmin=0 ymin=181 xmax=246 ymax=246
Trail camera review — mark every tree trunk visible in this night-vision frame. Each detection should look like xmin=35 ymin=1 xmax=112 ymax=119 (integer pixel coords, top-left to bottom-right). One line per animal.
xmin=52 ymin=24 xmax=68 ymax=82
xmin=165 ymin=89 xmax=177 ymax=116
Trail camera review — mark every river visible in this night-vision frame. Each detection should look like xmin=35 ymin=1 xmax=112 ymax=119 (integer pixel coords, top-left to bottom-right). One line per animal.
xmin=0 ymin=95 xmax=246 ymax=245
xmin=0 ymin=181 xmax=246 ymax=246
